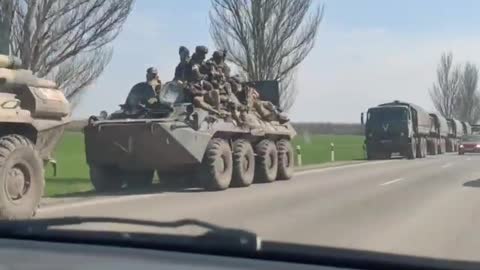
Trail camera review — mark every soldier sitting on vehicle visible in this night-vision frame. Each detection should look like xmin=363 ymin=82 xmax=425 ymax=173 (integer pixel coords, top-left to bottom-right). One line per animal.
xmin=173 ymin=46 xmax=190 ymax=82
xmin=185 ymin=46 xmax=225 ymax=116
xmin=124 ymin=67 xmax=161 ymax=111
xmin=241 ymin=82 xmax=289 ymax=123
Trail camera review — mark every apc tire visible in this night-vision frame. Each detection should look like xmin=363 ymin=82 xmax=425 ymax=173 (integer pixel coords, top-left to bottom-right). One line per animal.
xmin=254 ymin=140 xmax=278 ymax=183
xmin=0 ymin=135 xmax=44 ymax=220
xmin=201 ymin=138 xmax=232 ymax=191
xmin=407 ymin=139 xmax=416 ymax=160
xmin=90 ymin=165 xmax=123 ymax=192
xmin=125 ymin=170 xmax=154 ymax=189
xmin=231 ymin=140 xmax=255 ymax=187
xmin=277 ymin=139 xmax=294 ymax=180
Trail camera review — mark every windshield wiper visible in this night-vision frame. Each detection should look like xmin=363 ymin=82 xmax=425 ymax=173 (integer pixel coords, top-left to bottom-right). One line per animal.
xmin=0 ymin=217 xmax=261 ymax=253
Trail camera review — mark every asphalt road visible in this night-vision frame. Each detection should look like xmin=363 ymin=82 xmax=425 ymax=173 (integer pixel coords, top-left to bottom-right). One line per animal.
xmin=38 ymin=153 xmax=480 ymax=261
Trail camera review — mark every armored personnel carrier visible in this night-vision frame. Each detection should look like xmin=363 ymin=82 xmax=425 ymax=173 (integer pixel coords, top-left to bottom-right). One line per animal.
xmin=84 ymin=80 xmax=296 ymax=192
xmin=0 ymin=55 xmax=70 ymax=219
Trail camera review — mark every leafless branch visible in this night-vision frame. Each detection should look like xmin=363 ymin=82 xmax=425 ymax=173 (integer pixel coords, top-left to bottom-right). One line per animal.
xmin=430 ymin=52 xmax=462 ymax=119
xmin=210 ymin=0 xmax=323 ymax=111
xmin=457 ymin=62 xmax=480 ymax=124
xmin=8 ymin=0 xmax=133 ymax=104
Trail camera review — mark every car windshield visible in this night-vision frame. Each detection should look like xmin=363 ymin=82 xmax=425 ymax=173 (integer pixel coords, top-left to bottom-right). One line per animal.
xmin=4 ymin=1 xmax=480 ymax=268
xmin=462 ymin=135 xmax=480 ymax=142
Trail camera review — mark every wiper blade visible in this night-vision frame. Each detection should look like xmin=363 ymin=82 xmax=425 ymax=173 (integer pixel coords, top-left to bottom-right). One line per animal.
xmin=0 ymin=217 xmax=261 ymax=252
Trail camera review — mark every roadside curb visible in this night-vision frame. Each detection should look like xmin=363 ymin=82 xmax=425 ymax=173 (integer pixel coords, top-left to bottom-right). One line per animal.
xmin=295 ymin=161 xmax=367 ymax=172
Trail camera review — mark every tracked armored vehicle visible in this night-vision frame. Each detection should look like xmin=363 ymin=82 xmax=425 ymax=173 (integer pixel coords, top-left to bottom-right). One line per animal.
xmin=0 ymin=55 xmax=70 ymax=219
xmin=84 ymin=81 xmax=296 ymax=192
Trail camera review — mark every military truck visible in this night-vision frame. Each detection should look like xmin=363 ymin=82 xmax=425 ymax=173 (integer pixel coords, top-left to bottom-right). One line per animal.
xmin=0 ymin=55 xmax=70 ymax=219
xmin=84 ymin=80 xmax=295 ymax=192
xmin=446 ymin=119 xmax=463 ymax=152
xmin=428 ymin=113 xmax=448 ymax=155
xmin=362 ymin=100 xmax=431 ymax=159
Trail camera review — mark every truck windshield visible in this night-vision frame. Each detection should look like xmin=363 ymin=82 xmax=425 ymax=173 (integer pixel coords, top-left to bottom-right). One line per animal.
xmin=367 ymin=108 xmax=409 ymax=123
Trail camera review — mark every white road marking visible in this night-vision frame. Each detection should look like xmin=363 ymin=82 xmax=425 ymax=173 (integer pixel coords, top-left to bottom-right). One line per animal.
xmin=295 ymin=160 xmax=394 ymax=177
xmin=441 ymin=163 xmax=453 ymax=169
xmin=380 ymin=178 xmax=405 ymax=186
xmin=37 ymin=193 xmax=163 ymax=214
xmin=39 ymin=160 xmax=395 ymax=214
xmin=467 ymin=158 xmax=472 ymax=161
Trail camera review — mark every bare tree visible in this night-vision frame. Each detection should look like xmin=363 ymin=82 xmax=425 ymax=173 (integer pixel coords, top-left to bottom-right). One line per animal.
xmin=430 ymin=52 xmax=462 ymax=119
xmin=6 ymin=0 xmax=133 ymax=105
xmin=0 ymin=0 xmax=15 ymax=54
xmin=457 ymin=62 xmax=480 ymax=124
xmin=210 ymin=0 xmax=324 ymax=111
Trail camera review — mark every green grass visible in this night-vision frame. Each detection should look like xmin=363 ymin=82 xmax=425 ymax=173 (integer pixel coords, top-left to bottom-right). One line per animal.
xmin=43 ymin=132 xmax=366 ymax=197
xmin=45 ymin=132 xmax=92 ymax=197
xmin=293 ymin=134 xmax=366 ymax=165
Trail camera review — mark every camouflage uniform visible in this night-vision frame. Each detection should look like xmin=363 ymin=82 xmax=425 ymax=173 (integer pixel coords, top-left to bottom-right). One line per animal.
xmin=173 ymin=46 xmax=190 ymax=82
xmin=242 ymin=83 xmax=289 ymax=123
xmin=185 ymin=46 xmax=223 ymax=115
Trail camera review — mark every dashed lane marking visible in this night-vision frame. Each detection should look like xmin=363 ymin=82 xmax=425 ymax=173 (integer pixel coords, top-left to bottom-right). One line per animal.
xmin=380 ymin=178 xmax=405 ymax=186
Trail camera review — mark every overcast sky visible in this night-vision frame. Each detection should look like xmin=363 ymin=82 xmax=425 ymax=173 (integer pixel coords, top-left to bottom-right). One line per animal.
xmin=73 ymin=0 xmax=480 ymax=123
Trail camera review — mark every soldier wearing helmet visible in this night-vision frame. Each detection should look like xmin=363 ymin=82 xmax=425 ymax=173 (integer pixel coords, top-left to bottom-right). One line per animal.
xmin=183 ymin=45 xmax=224 ymax=115
xmin=211 ymin=49 xmax=230 ymax=78
xmin=186 ymin=45 xmax=209 ymax=83
xmin=173 ymin=46 xmax=190 ymax=82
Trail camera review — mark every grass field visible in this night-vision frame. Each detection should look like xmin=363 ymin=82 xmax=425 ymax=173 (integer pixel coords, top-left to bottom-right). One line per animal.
xmin=44 ymin=132 xmax=365 ymax=197
xmin=45 ymin=132 xmax=91 ymax=197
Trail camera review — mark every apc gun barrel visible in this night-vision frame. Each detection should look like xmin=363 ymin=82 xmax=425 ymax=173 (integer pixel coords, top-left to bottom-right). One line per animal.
xmin=0 ymin=55 xmax=22 ymax=69
xmin=0 ymin=68 xmax=57 ymax=89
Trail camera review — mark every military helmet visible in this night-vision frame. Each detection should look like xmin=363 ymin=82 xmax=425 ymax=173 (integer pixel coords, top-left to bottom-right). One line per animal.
xmin=147 ymin=67 xmax=158 ymax=74
xmin=212 ymin=50 xmax=224 ymax=59
xmin=179 ymin=46 xmax=189 ymax=54
xmin=195 ymin=45 xmax=209 ymax=55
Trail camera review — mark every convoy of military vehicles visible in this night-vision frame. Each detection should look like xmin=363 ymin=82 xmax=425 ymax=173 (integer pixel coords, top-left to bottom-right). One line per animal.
xmin=0 ymin=48 xmax=475 ymax=220
xmin=363 ymin=100 xmax=471 ymax=160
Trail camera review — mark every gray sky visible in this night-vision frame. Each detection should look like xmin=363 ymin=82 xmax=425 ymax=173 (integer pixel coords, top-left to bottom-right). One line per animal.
xmin=73 ymin=0 xmax=480 ymax=123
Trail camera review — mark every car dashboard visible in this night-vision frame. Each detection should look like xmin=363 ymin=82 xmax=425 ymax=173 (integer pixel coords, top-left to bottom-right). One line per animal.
xmin=0 ymin=238 xmax=346 ymax=270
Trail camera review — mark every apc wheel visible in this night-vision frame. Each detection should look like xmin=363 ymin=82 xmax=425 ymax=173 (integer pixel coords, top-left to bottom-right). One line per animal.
xmin=201 ymin=138 xmax=232 ymax=191
xmin=231 ymin=140 xmax=255 ymax=187
xmin=90 ymin=165 xmax=123 ymax=192
xmin=0 ymin=135 xmax=44 ymax=220
xmin=255 ymin=140 xmax=278 ymax=183
xmin=407 ymin=139 xmax=416 ymax=159
xmin=277 ymin=139 xmax=294 ymax=180
xmin=125 ymin=170 xmax=154 ymax=189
